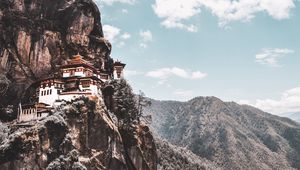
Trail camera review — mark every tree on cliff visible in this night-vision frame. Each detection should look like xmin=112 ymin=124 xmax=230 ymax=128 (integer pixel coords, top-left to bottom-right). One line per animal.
xmin=136 ymin=90 xmax=152 ymax=124
xmin=111 ymin=78 xmax=138 ymax=126
xmin=111 ymin=79 xmax=152 ymax=126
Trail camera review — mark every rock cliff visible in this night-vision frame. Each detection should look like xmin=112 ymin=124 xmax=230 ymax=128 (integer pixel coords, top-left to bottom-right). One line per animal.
xmin=0 ymin=0 xmax=158 ymax=169
xmin=0 ymin=98 xmax=157 ymax=170
xmin=0 ymin=0 xmax=113 ymax=120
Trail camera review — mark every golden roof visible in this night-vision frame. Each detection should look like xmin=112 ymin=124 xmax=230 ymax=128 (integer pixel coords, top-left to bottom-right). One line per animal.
xmin=69 ymin=54 xmax=89 ymax=65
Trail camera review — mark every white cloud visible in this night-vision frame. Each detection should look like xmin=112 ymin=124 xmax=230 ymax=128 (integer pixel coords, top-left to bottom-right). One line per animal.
xmin=103 ymin=25 xmax=131 ymax=48
xmin=140 ymin=43 xmax=148 ymax=48
xmin=173 ymin=89 xmax=194 ymax=99
xmin=97 ymin=0 xmax=136 ymax=6
xmin=200 ymin=0 xmax=294 ymax=26
xmin=121 ymin=32 xmax=131 ymax=40
xmin=116 ymin=41 xmax=125 ymax=48
xmin=139 ymin=30 xmax=153 ymax=48
xmin=255 ymin=48 xmax=294 ymax=67
xmin=140 ymin=30 xmax=153 ymax=42
xmin=239 ymin=86 xmax=300 ymax=115
xmin=124 ymin=70 xmax=143 ymax=77
xmin=122 ymin=9 xmax=129 ymax=13
xmin=152 ymin=0 xmax=295 ymax=29
xmin=191 ymin=71 xmax=207 ymax=79
xmin=238 ymin=100 xmax=251 ymax=105
xmin=146 ymin=67 xmax=207 ymax=80
xmin=152 ymin=0 xmax=201 ymax=32
xmin=103 ymin=25 xmax=121 ymax=43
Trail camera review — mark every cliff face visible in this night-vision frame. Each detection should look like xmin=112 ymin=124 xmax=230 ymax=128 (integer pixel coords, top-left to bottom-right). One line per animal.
xmin=0 ymin=98 xmax=157 ymax=170
xmin=0 ymin=0 xmax=158 ymax=169
xmin=0 ymin=0 xmax=112 ymax=118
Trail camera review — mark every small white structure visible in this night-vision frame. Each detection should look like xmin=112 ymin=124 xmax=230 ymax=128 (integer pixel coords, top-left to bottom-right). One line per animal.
xmin=38 ymin=78 xmax=64 ymax=106
xmin=113 ymin=61 xmax=126 ymax=79
xmin=18 ymin=103 xmax=51 ymax=122
xmin=18 ymin=54 xmax=126 ymax=122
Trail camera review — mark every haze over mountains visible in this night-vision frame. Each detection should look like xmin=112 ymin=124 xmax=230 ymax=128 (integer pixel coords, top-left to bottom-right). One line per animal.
xmin=281 ymin=112 xmax=300 ymax=123
xmin=145 ymin=96 xmax=300 ymax=170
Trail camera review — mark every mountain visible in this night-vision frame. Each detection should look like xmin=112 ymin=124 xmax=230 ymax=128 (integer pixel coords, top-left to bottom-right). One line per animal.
xmin=0 ymin=0 xmax=112 ymax=120
xmin=280 ymin=112 xmax=300 ymax=123
xmin=146 ymin=97 xmax=300 ymax=170
xmin=156 ymin=138 xmax=220 ymax=170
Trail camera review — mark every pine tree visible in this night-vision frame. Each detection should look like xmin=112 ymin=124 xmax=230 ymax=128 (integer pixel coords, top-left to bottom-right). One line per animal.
xmin=136 ymin=90 xmax=152 ymax=124
xmin=111 ymin=79 xmax=138 ymax=126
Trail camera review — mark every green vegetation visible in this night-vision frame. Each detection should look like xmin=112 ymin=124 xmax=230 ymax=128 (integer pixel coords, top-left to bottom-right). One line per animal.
xmin=110 ymin=79 xmax=151 ymax=127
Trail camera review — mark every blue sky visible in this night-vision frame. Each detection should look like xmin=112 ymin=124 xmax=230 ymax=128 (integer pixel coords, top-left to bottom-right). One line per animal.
xmin=94 ymin=0 xmax=300 ymax=115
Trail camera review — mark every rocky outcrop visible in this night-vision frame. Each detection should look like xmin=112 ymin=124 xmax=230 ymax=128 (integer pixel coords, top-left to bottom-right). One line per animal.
xmin=0 ymin=0 xmax=112 ymax=119
xmin=0 ymin=1 xmax=158 ymax=169
xmin=120 ymin=125 xmax=158 ymax=170
xmin=0 ymin=98 xmax=157 ymax=170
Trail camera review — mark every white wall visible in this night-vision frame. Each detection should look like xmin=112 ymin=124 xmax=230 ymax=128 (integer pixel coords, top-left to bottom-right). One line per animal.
xmin=39 ymin=86 xmax=59 ymax=106
xmin=75 ymin=71 xmax=85 ymax=77
xmin=90 ymin=84 xmax=99 ymax=95
xmin=59 ymin=93 xmax=91 ymax=101
xmin=114 ymin=70 xmax=124 ymax=79
xmin=19 ymin=108 xmax=51 ymax=122
xmin=19 ymin=108 xmax=36 ymax=122
xmin=37 ymin=112 xmax=49 ymax=119
xmin=63 ymin=72 xmax=70 ymax=78
xmin=79 ymin=84 xmax=99 ymax=95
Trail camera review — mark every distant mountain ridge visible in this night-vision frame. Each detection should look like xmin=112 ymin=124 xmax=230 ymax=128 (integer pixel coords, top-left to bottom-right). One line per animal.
xmin=280 ymin=112 xmax=300 ymax=123
xmin=146 ymin=96 xmax=300 ymax=170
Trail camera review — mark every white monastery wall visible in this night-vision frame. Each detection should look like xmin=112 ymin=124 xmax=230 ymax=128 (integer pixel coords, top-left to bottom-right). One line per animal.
xmin=39 ymin=86 xmax=59 ymax=106
xmin=63 ymin=72 xmax=70 ymax=78
xmin=19 ymin=108 xmax=36 ymax=122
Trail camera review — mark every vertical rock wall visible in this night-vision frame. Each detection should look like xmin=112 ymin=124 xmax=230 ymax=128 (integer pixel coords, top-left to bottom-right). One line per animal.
xmin=0 ymin=0 xmax=112 ymax=119
xmin=0 ymin=98 xmax=158 ymax=170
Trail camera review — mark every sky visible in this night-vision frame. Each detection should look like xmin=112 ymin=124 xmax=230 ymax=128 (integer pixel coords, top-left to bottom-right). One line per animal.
xmin=94 ymin=0 xmax=300 ymax=115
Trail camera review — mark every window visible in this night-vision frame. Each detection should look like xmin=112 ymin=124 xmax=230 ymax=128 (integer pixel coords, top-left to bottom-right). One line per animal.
xmin=47 ymin=90 xmax=49 ymax=95
xmin=82 ymin=80 xmax=90 ymax=88
xmin=50 ymin=89 xmax=52 ymax=95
